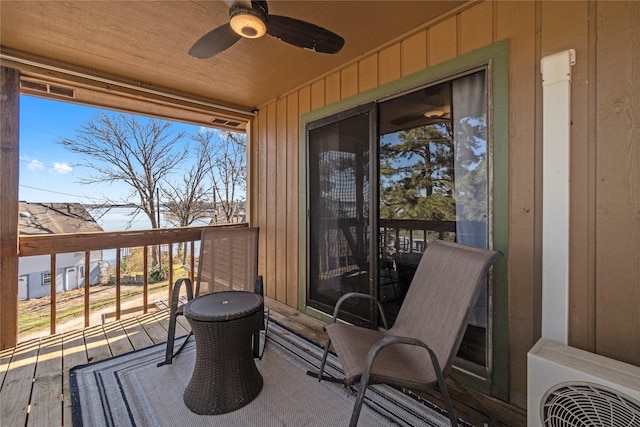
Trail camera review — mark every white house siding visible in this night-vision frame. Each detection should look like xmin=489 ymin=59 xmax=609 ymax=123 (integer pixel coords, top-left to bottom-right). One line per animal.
xmin=18 ymin=250 xmax=103 ymax=301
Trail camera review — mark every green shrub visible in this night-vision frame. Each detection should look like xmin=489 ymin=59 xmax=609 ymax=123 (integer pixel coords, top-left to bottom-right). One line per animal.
xmin=148 ymin=265 xmax=169 ymax=283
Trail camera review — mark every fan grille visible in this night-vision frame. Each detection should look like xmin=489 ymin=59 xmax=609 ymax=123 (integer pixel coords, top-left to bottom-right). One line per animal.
xmin=542 ymin=382 xmax=640 ymax=427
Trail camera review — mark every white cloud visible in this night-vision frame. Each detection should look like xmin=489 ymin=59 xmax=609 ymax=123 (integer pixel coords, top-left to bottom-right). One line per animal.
xmin=27 ymin=159 xmax=45 ymax=171
xmin=52 ymin=162 xmax=72 ymax=174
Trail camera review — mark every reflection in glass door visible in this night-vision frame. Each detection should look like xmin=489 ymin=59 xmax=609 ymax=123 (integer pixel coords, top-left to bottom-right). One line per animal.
xmin=378 ymin=70 xmax=490 ymax=372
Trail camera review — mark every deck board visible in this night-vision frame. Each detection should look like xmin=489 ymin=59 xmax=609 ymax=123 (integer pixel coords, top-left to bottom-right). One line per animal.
xmin=121 ymin=315 xmax=156 ymax=350
xmin=103 ymin=319 xmax=135 ymax=356
xmin=83 ymin=325 xmax=112 ymax=364
xmin=0 ymin=347 xmax=14 ymax=393
xmin=61 ymin=329 xmax=88 ymax=427
xmin=29 ymin=334 xmax=63 ymax=427
xmin=0 ymin=340 xmax=39 ymax=427
xmin=1 ymin=299 xmax=526 ymax=427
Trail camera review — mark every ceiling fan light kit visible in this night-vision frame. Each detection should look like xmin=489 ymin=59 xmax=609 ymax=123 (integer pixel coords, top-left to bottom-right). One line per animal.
xmin=424 ymin=110 xmax=445 ymax=119
xmin=229 ymin=5 xmax=267 ymax=38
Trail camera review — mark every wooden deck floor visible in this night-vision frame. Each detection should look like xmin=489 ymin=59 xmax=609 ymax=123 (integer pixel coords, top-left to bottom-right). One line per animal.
xmin=0 ymin=297 xmax=525 ymax=426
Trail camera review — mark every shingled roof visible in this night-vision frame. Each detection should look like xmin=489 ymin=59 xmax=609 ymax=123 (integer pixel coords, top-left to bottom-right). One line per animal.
xmin=19 ymin=202 xmax=104 ymax=235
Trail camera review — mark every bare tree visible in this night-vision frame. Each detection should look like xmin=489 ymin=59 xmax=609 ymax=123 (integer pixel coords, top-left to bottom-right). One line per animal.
xmin=162 ymin=142 xmax=212 ymax=263
xmin=191 ymin=129 xmax=247 ymax=223
xmin=58 ymin=113 xmax=188 ymax=265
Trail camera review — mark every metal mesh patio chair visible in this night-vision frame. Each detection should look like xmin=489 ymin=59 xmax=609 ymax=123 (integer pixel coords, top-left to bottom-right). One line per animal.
xmin=311 ymin=239 xmax=502 ymax=427
xmin=158 ymin=226 xmax=266 ymax=367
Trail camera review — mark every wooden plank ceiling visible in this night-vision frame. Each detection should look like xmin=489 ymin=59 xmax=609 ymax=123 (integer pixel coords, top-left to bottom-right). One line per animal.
xmin=0 ymin=1 xmax=465 ymax=128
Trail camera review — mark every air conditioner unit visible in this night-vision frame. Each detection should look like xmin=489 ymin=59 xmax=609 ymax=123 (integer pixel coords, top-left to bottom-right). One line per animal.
xmin=528 ymin=338 xmax=640 ymax=426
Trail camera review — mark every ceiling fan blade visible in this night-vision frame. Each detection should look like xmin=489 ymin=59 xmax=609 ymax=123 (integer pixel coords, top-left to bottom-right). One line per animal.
xmin=189 ymin=23 xmax=242 ymax=59
xmin=390 ymin=111 xmax=451 ymax=127
xmin=266 ymin=15 xmax=344 ymax=54
xmin=223 ymin=0 xmax=252 ymax=9
xmin=390 ymin=114 xmax=424 ymax=126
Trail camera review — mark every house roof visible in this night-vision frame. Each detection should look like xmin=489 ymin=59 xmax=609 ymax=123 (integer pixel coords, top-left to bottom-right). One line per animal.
xmin=0 ymin=1 xmax=466 ymax=129
xmin=18 ymin=202 xmax=104 ymax=235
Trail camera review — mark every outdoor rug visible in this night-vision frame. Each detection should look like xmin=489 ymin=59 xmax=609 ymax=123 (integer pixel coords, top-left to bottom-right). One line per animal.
xmin=70 ymin=319 xmax=470 ymax=426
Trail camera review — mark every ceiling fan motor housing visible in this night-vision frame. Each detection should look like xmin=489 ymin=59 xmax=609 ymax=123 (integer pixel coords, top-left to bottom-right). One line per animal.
xmin=229 ymin=3 xmax=267 ymax=38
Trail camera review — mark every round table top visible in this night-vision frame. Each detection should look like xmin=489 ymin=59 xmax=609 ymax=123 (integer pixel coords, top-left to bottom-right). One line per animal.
xmin=184 ymin=291 xmax=263 ymax=322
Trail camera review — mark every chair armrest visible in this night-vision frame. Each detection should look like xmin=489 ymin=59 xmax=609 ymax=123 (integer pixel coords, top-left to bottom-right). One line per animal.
xmin=332 ymin=292 xmax=389 ymax=329
xmin=170 ymin=277 xmax=193 ymax=314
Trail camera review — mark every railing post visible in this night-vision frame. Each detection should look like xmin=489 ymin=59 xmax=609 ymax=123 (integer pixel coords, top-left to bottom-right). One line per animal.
xmin=84 ymin=252 xmax=90 ymax=327
xmin=143 ymin=245 xmax=148 ymax=314
xmin=190 ymin=241 xmax=195 ymax=283
xmin=116 ymin=247 xmax=121 ymax=320
xmin=168 ymin=244 xmax=174 ymax=299
xmin=50 ymin=254 xmax=57 ymax=335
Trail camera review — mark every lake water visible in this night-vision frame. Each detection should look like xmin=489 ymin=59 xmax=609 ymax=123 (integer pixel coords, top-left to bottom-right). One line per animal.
xmin=88 ymin=206 xmax=212 ymax=232
xmin=88 ymin=206 xmax=213 ymax=265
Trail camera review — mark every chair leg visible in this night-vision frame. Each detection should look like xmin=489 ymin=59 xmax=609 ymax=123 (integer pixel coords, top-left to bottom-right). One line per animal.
xmin=158 ymin=278 xmax=192 ymax=367
xmin=158 ymin=306 xmax=179 ymax=366
xmin=436 ymin=372 xmax=458 ymax=427
xmin=349 ymin=374 xmax=372 ymax=427
xmin=253 ymin=308 xmax=269 ymax=359
xmin=317 ymin=337 xmax=332 ymax=382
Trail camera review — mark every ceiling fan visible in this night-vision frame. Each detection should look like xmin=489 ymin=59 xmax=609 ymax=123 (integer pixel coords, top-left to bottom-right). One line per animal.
xmin=390 ymin=92 xmax=451 ymax=127
xmin=189 ymin=0 xmax=345 ymax=59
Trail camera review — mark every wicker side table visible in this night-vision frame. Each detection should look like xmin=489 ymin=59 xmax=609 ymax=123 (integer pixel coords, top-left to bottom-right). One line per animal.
xmin=183 ymin=291 xmax=263 ymax=415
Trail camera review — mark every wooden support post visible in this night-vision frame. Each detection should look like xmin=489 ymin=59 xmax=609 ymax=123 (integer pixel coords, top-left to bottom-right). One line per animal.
xmin=0 ymin=66 xmax=20 ymax=350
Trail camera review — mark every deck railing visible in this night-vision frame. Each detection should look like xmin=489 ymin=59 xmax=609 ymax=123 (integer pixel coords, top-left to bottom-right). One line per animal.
xmin=379 ymin=219 xmax=457 ymax=255
xmin=18 ymin=223 xmax=247 ymax=337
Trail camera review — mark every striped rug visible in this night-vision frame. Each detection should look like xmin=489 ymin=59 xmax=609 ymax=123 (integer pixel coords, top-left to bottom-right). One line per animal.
xmin=70 ymin=318 xmax=469 ymax=426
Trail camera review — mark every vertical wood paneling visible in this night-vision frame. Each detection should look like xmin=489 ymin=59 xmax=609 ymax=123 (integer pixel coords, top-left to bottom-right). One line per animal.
xmin=325 ymin=71 xmax=341 ymax=105
xmin=286 ymin=92 xmax=299 ymax=307
xmin=428 ymin=16 xmax=457 ymax=66
xmin=310 ymin=80 xmax=325 ymax=110
xmin=595 ymin=1 xmax=640 ymax=366
xmin=564 ymin=2 xmax=595 ymax=354
xmin=0 ymin=66 xmax=20 ymax=350
xmin=340 ymin=63 xmax=358 ymax=99
xmin=495 ymin=0 xmax=537 ymax=409
xmin=275 ymin=97 xmax=288 ymax=301
xmin=358 ymin=55 xmax=378 ymax=93
xmin=298 ymin=86 xmax=311 ymax=116
xmin=459 ymin=0 xmax=493 ymax=54
xmin=401 ymin=30 xmax=427 ymax=77
xmin=256 ymin=109 xmax=268 ymax=286
xmin=378 ymin=44 xmax=401 ymax=85
xmin=265 ymin=103 xmax=277 ymax=297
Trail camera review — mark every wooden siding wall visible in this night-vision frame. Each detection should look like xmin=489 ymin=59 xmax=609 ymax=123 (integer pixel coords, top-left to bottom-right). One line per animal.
xmin=249 ymin=1 xmax=640 ymax=409
xmin=594 ymin=2 xmax=640 ymax=365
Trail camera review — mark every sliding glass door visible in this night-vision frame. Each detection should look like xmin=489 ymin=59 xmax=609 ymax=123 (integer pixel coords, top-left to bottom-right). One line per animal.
xmin=306 ymin=69 xmax=492 ymax=373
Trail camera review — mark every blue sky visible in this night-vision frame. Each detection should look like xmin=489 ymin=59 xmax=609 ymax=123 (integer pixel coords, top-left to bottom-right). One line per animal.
xmin=19 ymin=95 xmax=207 ymax=204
